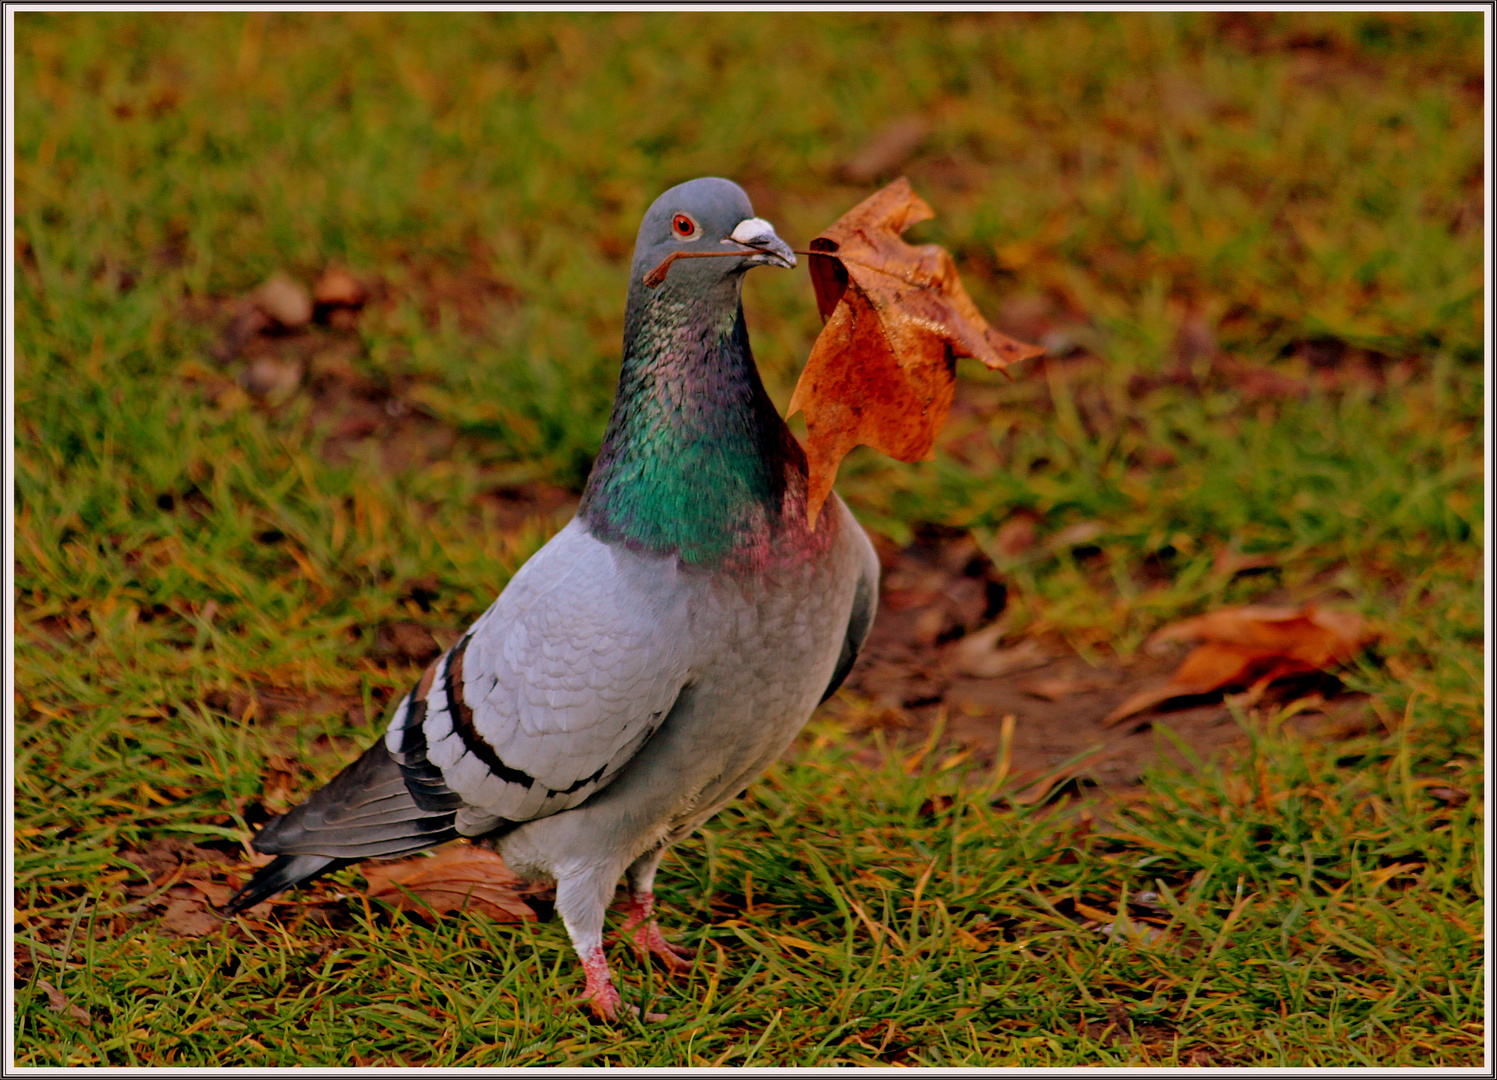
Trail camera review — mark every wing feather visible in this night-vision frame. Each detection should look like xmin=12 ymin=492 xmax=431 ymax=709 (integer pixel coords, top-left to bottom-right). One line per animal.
xmin=384 ymin=519 xmax=692 ymax=830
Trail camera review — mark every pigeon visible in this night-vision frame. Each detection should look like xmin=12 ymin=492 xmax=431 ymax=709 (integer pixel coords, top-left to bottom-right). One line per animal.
xmin=223 ymin=177 xmax=881 ymax=1020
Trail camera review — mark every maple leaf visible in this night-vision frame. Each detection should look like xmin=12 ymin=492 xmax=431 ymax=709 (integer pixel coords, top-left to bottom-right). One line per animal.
xmin=363 ymin=843 xmax=540 ymax=922
xmin=788 ymin=178 xmax=1044 ymax=525
xmin=1103 ymin=604 xmax=1374 ymax=726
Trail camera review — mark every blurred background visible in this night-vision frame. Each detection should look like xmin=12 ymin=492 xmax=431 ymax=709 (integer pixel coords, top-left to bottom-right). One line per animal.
xmin=13 ymin=10 xmax=1486 ymax=1067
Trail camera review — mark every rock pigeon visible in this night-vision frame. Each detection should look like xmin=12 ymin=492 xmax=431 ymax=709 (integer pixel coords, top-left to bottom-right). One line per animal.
xmin=223 ymin=177 xmax=881 ymax=1020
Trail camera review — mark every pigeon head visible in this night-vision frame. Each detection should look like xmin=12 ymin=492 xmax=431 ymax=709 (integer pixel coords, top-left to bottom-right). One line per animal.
xmin=584 ymin=177 xmax=809 ymax=567
xmin=630 ymin=177 xmax=795 ymax=292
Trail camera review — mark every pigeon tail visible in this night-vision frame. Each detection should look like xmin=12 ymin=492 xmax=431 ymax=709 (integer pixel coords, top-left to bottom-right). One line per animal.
xmin=223 ymin=853 xmax=350 ymax=915
xmin=222 ymin=740 xmax=460 ymax=915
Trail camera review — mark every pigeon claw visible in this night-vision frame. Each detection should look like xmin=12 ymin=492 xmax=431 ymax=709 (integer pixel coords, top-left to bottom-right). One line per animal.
xmin=579 ymin=945 xmax=625 ymax=1020
xmin=578 ymin=944 xmax=669 ymax=1022
xmin=626 ymin=920 xmax=696 ymax=973
xmin=617 ymin=890 xmax=696 ymax=974
xmin=581 ymin=987 xmax=668 ymax=1024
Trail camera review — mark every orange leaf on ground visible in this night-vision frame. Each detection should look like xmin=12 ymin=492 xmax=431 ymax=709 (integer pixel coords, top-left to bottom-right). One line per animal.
xmin=159 ymin=898 xmax=220 ymax=938
xmin=1103 ymin=604 xmax=1373 ymax=726
xmin=788 ymin=178 xmax=1044 ymax=525
xmin=363 ymin=844 xmax=537 ymax=922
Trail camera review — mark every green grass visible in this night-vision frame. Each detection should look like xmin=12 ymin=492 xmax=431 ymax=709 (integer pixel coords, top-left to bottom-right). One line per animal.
xmin=13 ymin=10 xmax=1485 ymax=1067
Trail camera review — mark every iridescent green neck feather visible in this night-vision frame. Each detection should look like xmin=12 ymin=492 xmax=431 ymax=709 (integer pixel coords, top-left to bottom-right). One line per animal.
xmin=579 ymin=279 xmax=805 ymax=568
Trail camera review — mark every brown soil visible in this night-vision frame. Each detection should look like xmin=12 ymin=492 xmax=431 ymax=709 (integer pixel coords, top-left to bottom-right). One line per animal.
xmin=830 ymin=526 xmax=1372 ymax=802
xmin=183 ymin=266 xmax=488 ymax=475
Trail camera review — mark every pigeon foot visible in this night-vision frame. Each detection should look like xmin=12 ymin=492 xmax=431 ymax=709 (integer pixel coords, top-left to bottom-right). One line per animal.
xmin=627 ymin=920 xmax=696 ymax=972
xmin=579 ymin=944 xmax=668 ymax=1022
xmin=618 ymin=891 xmax=696 ymax=972
xmin=579 ymin=944 xmax=624 ymax=1020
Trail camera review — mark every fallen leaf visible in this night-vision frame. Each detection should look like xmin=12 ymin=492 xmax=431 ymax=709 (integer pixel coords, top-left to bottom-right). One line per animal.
xmin=1048 ymin=520 xmax=1104 ymax=552
xmin=911 ymin=605 xmax=953 ymax=647
xmin=211 ymin=302 xmax=270 ymax=364
xmin=159 ymin=898 xmax=220 ymax=938
xmin=185 ymin=878 xmax=237 ymax=908
xmin=258 ymin=753 xmax=301 ymax=812
xmin=121 ymin=838 xmax=188 ymax=879
xmin=363 ymin=844 xmax=537 ymax=923
xmin=1428 ymin=787 xmax=1470 ymax=808
xmin=1020 ymin=676 xmax=1104 ymax=701
xmin=950 ymin=631 xmax=1048 ymax=679
xmin=992 ymin=512 xmax=1039 ymax=559
xmin=917 ymin=794 xmax=956 ymax=818
xmin=313 ymin=266 xmax=368 ymax=308
xmin=1103 ymin=604 xmax=1373 ymax=726
xmin=372 ymin=621 xmax=441 ymax=665
xmin=1218 ymin=357 xmax=1309 ymax=402
xmin=239 ymin=357 xmax=303 ymax=401
xmin=253 ymin=272 xmax=313 ymax=328
xmin=788 ymin=179 xmax=1044 ymax=524
xmin=36 ymin=979 xmax=90 ymax=1023
xmin=1211 ymin=546 xmax=1277 ymax=578
xmin=1097 ymin=916 xmax=1169 ymax=947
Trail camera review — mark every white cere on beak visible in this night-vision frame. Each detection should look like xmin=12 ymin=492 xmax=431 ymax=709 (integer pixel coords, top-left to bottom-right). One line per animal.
xmin=726 ymin=217 xmax=796 ymax=269
xmin=729 ymin=218 xmax=777 ymax=246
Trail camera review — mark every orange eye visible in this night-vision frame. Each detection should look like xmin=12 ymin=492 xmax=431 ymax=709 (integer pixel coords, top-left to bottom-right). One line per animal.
xmin=671 ymin=213 xmax=697 ymax=238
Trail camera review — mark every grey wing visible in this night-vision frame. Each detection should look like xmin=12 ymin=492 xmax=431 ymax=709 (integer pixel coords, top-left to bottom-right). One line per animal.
xmin=384 ymin=519 xmax=693 ymax=836
xmin=821 ymin=515 xmax=881 ymax=703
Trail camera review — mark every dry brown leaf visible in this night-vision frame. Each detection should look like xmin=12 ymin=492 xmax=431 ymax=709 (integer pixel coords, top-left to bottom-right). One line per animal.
xmin=992 ymin=511 xmax=1039 ymax=559
xmin=313 ymin=266 xmax=368 ymax=308
xmin=1048 ymin=521 xmax=1104 ymax=552
xmin=252 ymin=272 xmax=313 ymax=328
xmin=1021 ymin=676 xmax=1105 ymax=702
xmin=185 ymin=878 xmax=238 ymax=908
xmin=1429 ymin=786 xmax=1470 ymax=808
xmin=240 ymin=357 xmax=304 ymax=402
xmin=363 ymin=843 xmax=537 ymax=923
xmin=788 ymin=178 xmax=1044 ymax=524
xmin=1103 ymin=604 xmax=1373 ymax=726
xmin=950 ymin=632 xmax=1048 ymax=679
xmin=257 ymin=754 xmax=302 ymax=814
xmin=1211 ymin=546 xmax=1277 ymax=578
xmin=159 ymin=898 xmax=220 ymax=938
xmin=37 ymin=979 xmax=90 ymax=1023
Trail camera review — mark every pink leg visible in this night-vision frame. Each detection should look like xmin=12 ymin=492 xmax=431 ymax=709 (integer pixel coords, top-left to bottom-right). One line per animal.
xmin=559 ymin=871 xmax=670 ymax=1022
xmin=618 ymin=890 xmax=695 ymax=973
xmin=578 ymin=944 xmax=623 ymax=1020
xmin=578 ymin=944 xmax=669 ymax=1022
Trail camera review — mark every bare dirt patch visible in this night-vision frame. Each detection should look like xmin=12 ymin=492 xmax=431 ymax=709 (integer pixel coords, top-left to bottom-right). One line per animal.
xmin=181 ymin=263 xmax=513 ymax=475
xmin=832 ymin=526 xmax=1372 ymax=800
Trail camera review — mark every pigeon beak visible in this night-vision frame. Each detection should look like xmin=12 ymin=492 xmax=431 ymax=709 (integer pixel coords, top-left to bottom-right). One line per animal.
xmin=727 ymin=217 xmax=796 ymax=270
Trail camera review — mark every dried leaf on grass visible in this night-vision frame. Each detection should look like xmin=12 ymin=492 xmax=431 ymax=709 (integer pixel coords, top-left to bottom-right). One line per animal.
xmin=788 ymin=178 xmax=1044 ymax=524
xmin=239 ymin=357 xmax=303 ymax=401
xmin=185 ymin=878 xmax=238 ymax=908
xmin=363 ymin=843 xmax=537 ymax=922
xmin=1103 ymin=604 xmax=1373 ymax=726
xmin=257 ymin=754 xmax=303 ymax=813
xmin=253 ymin=272 xmax=313 ymax=329
xmin=948 ymin=625 xmax=1048 ymax=679
xmin=313 ymin=266 xmax=368 ymax=309
xmin=37 ymin=979 xmax=90 ymax=1023
xmin=1021 ymin=676 xmax=1107 ymax=701
xmin=159 ymin=898 xmax=220 ymax=938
